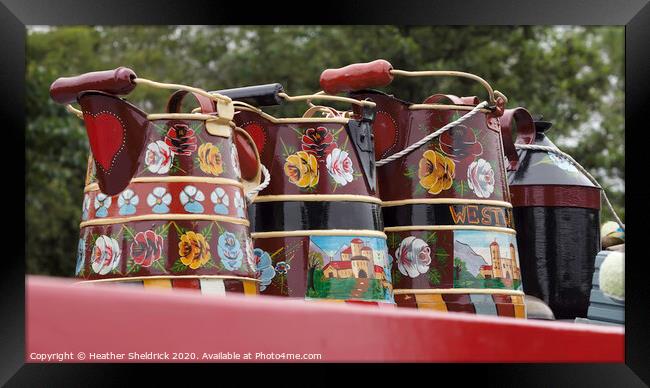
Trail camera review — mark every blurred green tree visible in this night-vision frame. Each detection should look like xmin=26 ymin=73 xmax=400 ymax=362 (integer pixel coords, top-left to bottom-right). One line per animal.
xmin=26 ymin=26 xmax=624 ymax=276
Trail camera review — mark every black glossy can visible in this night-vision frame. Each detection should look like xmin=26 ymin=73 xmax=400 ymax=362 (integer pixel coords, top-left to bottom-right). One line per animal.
xmin=506 ymin=114 xmax=601 ymax=319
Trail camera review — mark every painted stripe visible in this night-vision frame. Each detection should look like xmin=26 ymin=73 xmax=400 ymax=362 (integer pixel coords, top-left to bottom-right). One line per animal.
xmin=172 ymin=278 xmax=201 ymax=290
xmin=384 ymin=225 xmax=517 ymax=234
xmin=254 ymin=194 xmax=382 ymax=204
xmin=77 ymin=275 xmax=259 ymax=285
xmin=514 ymin=304 xmax=527 ymax=319
xmin=415 ymin=294 xmax=447 ymax=312
xmin=143 ymin=279 xmax=172 ymax=290
xmin=200 ymin=278 xmax=226 ymax=296
xmin=393 ymin=288 xmax=524 ymax=296
xmin=242 ymin=280 xmax=258 ymax=296
xmin=84 ymin=176 xmax=244 ymax=193
xmin=470 ymin=294 xmax=498 ymax=316
xmin=251 ymin=229 xmax=387 ymax=239
xmin=381 ymin=198 xmax=513 ymax=208
xmin=80 ymin=213 xmax=249 ymax=228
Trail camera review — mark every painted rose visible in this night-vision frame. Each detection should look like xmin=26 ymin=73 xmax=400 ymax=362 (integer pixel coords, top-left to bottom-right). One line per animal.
xmin=548 ymin=153 xmax=578 ymax=173
xmin=178 ymin=231 xmax=211 ymax=269
xmin=197 ymin=143 xmax=224 ymax=176
xmin=274 ymin=261 xmax=290 ymax=274
xmin=91 ymin=235 xmax=122 ymax=275
xmin=210 ymin=187 xmax=230 ymax=215
xmin=233 ymin=191 xmax=245 ymax=218
xmin=94 ymin=193 xmax=112 ymax=218
xmin=396 ymin=236 xmax=431 ymax=278
xmin=301 ymin=126 xmax=337 ymax=159
xmin=230 ymin=143 xmax=241 ymax=179
xmin=179 ymin=185 xmax=205 ymax=213
xmin=81 ymin=194 xmax=91 ymax=221
xmin=145 ymin=140 xmax=173 ymax=174
xmin=217 ymin=231 xmax=243 ymax=271
xmin=326 ymin=148 xmax=354 ymax=186
xmin=130 ymin=230 xmax=164 ymax=267
xmin=75 ymin=238 xmax=86 ymax=276
xmin=467 ymin=158 xmax=495 ymax=198
xmin=284 ymin=151 xmax=319 ymax=188
xmin=439 ymin=125 xmax=483 ymax=164
xmin=165 ymin=123 xmax=197 ymax=155
xmin=147 ymin=187 xmax=172 ymax=214
xmin=418 ymin=150 xmax=455 ymax=195
xmin=118 ymin=189 xmax=139 ymax=216
xmin=254 ymin=248 xmax=276 ymax=291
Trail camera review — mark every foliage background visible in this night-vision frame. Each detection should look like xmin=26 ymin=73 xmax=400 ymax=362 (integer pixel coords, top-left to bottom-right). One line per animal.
xmin=26 ymin=26 xmax=624 ymax=276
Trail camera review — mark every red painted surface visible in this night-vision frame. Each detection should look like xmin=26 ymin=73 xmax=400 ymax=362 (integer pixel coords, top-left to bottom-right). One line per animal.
xmin=319 ymin=59 xmax=394 ymax=95
xmin=510 ymin=185 xmax=601 ymax=209
xmin=26 ymin=276 xmax=624 ymax=363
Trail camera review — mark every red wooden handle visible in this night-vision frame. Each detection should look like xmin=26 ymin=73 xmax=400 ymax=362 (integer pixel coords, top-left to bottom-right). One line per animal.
xmin=320 ymin=59 xmax=394 ymax=94
xmin=49 ymin=67 xmax=137 ymax=104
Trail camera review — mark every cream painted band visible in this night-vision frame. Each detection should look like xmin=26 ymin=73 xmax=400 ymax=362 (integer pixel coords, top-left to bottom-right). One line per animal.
xmin=253 ymin=194 xmax=382 ymax=205
xmin=76 ymin=274 xmax=260 ymax=285
xmin=146 ymin=113 xmax=235 ymax=127
xmin=384 ymin=225 xmax=516 ymax=234
xmin=251 ymin=229 xmax=387 ymax=239
xmin=393 ymin=288 xmax=525 ymax=296
xmin=408 ymin=104 xmax=492 ymax=113
xmin=381 ymin=198 xmax=513 ymax=208
xmin=234 ymin=103 xmax=350 ymax=124
xmin=84 ymin=176 xmax=245 ymax=193
xmin=80 ymin=214 xmax=249 ymax=228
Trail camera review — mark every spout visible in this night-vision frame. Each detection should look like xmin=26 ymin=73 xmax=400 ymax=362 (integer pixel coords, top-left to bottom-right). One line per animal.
xmin=77 ymin=91 xmax=150 ymax=196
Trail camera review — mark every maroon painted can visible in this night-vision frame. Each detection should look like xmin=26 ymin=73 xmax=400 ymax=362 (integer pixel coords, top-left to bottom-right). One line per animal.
xmin=50 ymin=69 xmax=262 ymax=295
xmin=219 ymin=95 xmax=395 ymax=305
xmin=321 ymin=60 xmax=531 ymax=318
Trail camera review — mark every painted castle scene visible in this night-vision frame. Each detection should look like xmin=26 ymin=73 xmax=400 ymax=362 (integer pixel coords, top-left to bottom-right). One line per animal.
xmin=453 ymin=230 xmax=522 ymax=290
xmin=306 ymin=236 xmax=393 ymax=302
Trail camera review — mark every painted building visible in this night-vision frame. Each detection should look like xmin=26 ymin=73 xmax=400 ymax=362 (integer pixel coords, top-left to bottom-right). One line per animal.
xmin=480 ymin=240 xmax=520 ymax=283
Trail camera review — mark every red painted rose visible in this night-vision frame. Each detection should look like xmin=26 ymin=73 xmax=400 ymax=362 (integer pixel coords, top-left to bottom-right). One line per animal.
xmin=130 ymin=230 xmax=164 ymax=267
xmin=301 ymin=127 xmax=337 ymax=159
xmin=165 ymin=123 xmax=198 ymax=155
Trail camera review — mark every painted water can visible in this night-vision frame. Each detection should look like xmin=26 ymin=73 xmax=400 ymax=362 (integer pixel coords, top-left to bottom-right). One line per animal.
xmin=50 ymin=68 xmax=263 ymax=295
xmin=211 ymin=84 xmax=395 ymax=305
xmin=501 ymin=108 xmax=601 ymax=319
xmin=319 ymin=60 xmax=529 ymax=318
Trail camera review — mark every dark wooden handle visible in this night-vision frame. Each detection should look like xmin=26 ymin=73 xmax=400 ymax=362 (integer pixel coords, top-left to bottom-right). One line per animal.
xmin=319 ymin=59 xmax=394 ymax=94
xmin=211 ymin=83 xmax=284 ymax=107
xmin=49 ymin=67 xmax=137 ymax=104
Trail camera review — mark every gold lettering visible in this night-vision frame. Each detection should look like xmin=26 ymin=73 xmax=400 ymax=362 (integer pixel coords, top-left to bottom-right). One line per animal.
xmin=449 ymin=205 xmax=467 ymax=225
xmin=467 ymin=205 xmax=480 ymax=224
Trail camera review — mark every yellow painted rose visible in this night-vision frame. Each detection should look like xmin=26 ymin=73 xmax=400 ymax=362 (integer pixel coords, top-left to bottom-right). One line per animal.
xmin=178 ymin=231 xmax=211 ymax=269
xmin=418 ymin=150 xmax=455 ymax=195
xmin=198 ymin=143 xmax=224 ymax=176
xmin=284 ymin=151 xmax=319 ymax=188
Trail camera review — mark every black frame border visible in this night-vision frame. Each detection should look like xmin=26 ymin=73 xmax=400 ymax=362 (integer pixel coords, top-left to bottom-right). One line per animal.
xmin=4 ymin=0 xmax=648 ymax=385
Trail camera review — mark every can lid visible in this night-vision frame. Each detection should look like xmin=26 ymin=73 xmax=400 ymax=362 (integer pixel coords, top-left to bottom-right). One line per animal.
xmin=533 ymin=114 xmax=552 ymax=132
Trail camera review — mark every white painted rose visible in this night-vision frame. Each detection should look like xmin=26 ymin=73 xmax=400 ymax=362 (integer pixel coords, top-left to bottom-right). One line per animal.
xmin=91 ymin=235 xmax=121 ymax=275
xmin=326 ymin=148 xmax=354 ymax=186
xmin=145 ymin=140 xmax=173 ymax=174
xmin=467 ymin=158 xmax=495 ymax=198
xmin=396 ymin=236 xmax=432 ymax=278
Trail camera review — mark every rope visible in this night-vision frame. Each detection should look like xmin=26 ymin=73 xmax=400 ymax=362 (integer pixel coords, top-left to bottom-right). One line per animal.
xmin=246 ymin=164 xmax=271 ymax=203
xmin=515 ymin=143 xmax=624 ymax=230
xmin=375 ymin=101 xmax=489 ymax=167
